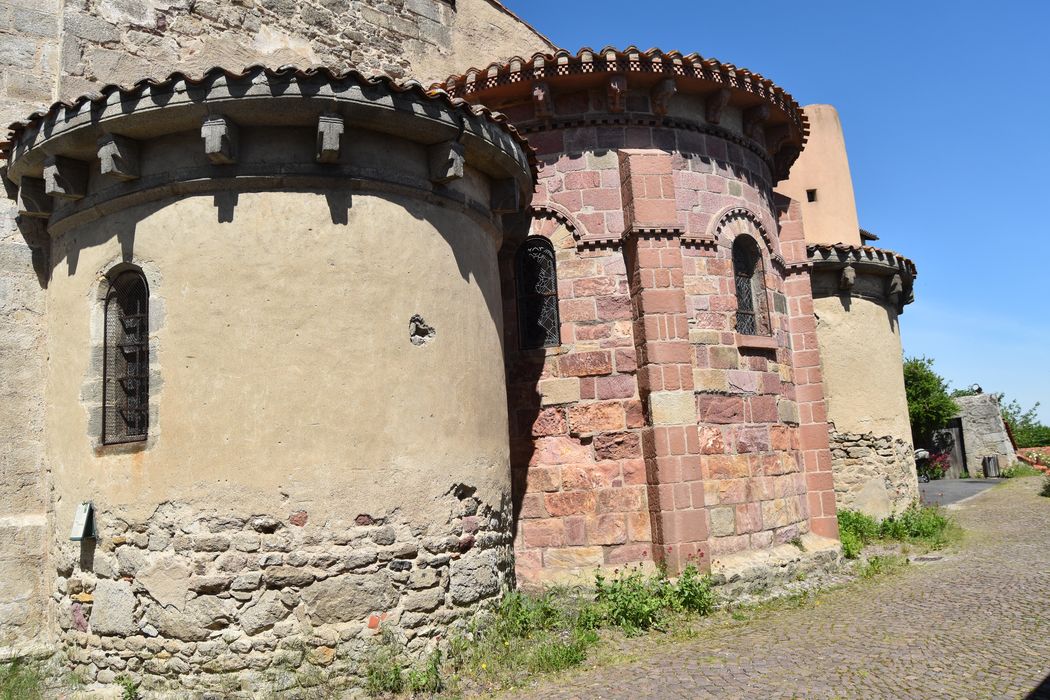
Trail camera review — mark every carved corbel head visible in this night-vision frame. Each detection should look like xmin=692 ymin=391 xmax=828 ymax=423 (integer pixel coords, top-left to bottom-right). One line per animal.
xmin=887 ymin=273 xmax=904 ymax=308
xmin=743 ymin=104 xmax=770 ymax=140
xmin=607 ymin=75 xmax=627 ymax=114
xmin=532 ymin=81 xmax=553 ymax=120
xmin=705 ymin=88 xmax=731 ymax=124
xmin=839 ymin=265 xmax=856 ymax=292
xmin=651 ymin=78 xmax=677 ymax=117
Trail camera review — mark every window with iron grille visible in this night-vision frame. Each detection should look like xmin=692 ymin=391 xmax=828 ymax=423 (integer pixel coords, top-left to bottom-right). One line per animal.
xmin=732 ymin=235 xmax=770 ymax=336
xmin=103 ymin=270 xmax=149 ymax=444
xmin=516 ymin=237 xmax=561 ymax=350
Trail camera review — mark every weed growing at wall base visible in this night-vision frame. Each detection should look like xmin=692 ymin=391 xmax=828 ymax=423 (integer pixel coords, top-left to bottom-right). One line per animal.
xmin=837 ymin=504 xmax=957 ymax=558
xmin=0 ymin=660 xmax=44 ymax=700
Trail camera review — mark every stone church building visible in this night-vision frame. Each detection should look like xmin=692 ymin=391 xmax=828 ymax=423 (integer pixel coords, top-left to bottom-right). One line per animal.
xmin=0 ymin=0 xmax=917 ymax=691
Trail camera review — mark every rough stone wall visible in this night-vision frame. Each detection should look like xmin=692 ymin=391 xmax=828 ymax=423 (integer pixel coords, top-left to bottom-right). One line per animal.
xmin=829 ymin=431 xmax=916 ymax=517
xmin=54 ymin=494 xmax=511 ymax=693
xmin=56 ymin=0 xmax=551 ymax=99
xmin=0 ymin=0 xmax=58 ymax=659
xmin=955 ymin=394 xmax=1017 ymax=476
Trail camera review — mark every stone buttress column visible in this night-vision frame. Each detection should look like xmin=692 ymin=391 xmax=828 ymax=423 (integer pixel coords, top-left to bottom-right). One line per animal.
xmin=778 ymin=197 xmax=838 ymax=538
xmin=619 ymin=149 xmax=710 ymax=572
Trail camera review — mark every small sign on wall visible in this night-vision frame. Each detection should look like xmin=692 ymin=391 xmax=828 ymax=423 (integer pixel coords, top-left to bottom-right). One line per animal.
xmin=70 ymin=502 xmax=96 ymax=541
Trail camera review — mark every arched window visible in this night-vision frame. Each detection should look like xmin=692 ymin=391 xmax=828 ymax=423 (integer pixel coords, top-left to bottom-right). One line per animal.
xmin=732 ymin=235 xmax=770 ymax=335
xmin=516 ymin=237 xmax=561 ymax=349
xmin=103 ymin=270 xmax=149 ymax=444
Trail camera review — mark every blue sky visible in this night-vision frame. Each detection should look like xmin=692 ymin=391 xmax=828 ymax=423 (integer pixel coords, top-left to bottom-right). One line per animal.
xmin=500 ymin=0 xmax=1050 ymax=421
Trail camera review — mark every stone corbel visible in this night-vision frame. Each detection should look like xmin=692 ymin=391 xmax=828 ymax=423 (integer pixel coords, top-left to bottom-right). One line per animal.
xmin=705 ymin=88 xmax=731 ymax=124
xmin=201 ymin=115 xmax=238 ymax=165
xmin=428 ymin=139 xmax=465 ymax=184
xmin=839 ymin=265 xmax=856 ymax=292
xmin=16 ymin=177 xmax=52 ymax=218
xmin=97 ymin=134 xmax=141 ymax=181
xmin=43 ymin=155 xmax=90 ymax=200
xmin=607 ymin=75 xmax=627 ymax=113
xmin=765 ymin=124 xmax=791 ymax=155
xmin=887 ymin=273 xmax=904 ymax=309
xmin=651 ymin=78 xmax=677 ymax=117
xmin=316 ymin=113 xmax=344 ymax=164
xmin=531 ymin=81 xmax=553 ymax=120
xmin=743 ymin=104 xmax=770 ymax=140
xmin=491 ymin=179 xmax=520 ymax=214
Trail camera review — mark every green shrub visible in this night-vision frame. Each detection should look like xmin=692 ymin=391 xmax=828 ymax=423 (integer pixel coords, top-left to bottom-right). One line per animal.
xmin=526 ymin=629 xmax=597 ymax=673
xmin=364 ymin=632 xmax=405 ymax=696
xmin=405 ymin=650 xmax=442 ymax=695
xmin=1040 ymin=476 xmax=1050 ymax=498
xmin=839 ymin=529 xmax=862 ymax=559
xmin=668 ymin=564 xmax=715 ymax=616
xmin=0 ymin=660 xmax=44 ymax=700
xmin=1001 ymin=464 xmax=1043 ymax=478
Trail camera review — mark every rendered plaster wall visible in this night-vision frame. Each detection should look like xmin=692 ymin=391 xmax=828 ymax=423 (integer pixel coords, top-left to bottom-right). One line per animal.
xmin=813 ymin=294 xmax=918 ymax=515
xmin=43 ymin=187 xmax=514 ymax=690
xmin=813 ymin=295 xmax=911 ymax=441
xmin=955 ymin=394 xmax=1017 ymax=475
xmin=775 ymin=105 xmax=862 ymax=247
xmin=55 ymin=0 xmax=553 ymax=100
xmin=0 ymin=0 xmax=60 ymax=658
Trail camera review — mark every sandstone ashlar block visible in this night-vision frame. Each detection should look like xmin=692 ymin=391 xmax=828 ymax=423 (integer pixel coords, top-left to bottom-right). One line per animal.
xmin=97 ymin=134 xmax=140 ymax=181
xmin=316 ymin=113 xmax=345 ymax=164
xmin=539 ymin=377 xmax=581 ymax=406
xmin=201 ymin=115 xmax=238 ymax=165
xmin=43 ymin=156 xmax=89 ymax=200
xmin=428 ymin=139 xmax=465 ymax=183
xmin=648 ymin=390 xmax=696 ymax=426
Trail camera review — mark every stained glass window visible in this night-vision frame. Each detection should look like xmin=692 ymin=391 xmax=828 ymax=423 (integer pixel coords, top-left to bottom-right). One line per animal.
xmin=516 ymin=237 xmax=561 ymax=349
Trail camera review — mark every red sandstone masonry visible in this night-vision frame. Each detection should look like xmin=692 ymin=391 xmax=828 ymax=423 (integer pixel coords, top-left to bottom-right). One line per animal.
xmin=504 ymin=118 xmax=837 ymax=584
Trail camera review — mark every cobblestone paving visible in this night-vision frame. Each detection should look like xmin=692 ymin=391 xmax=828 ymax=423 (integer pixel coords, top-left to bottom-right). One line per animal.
xmin=498 ymin=478 xmax=1050 ymax=699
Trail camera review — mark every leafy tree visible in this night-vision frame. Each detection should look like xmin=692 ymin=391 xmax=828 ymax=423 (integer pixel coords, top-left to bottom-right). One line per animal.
xmin=903 ymin=357 xmax=959 ymax=447
xmin=999 ymin=397 xmax=1050 ymax=448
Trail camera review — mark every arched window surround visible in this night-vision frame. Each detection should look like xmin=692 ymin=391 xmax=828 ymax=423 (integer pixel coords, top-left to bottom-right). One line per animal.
xmin=515 ymin=236 xmax=561 ymax=350
xmin=102 ymin=268 xmax=150 ymax=444
xmin=732 ymin=234 xmax=771 ymax=336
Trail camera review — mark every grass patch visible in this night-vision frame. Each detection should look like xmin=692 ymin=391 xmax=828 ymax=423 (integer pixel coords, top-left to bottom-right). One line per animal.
xmin=364 ymin=566 xmax=716 ymax=696
xmin=1001 ymin=464 xmax=1043 ymax=478
xmin=837 ymin=503 xmax=958 ymax=559
xmin=857 ymin=554 xmax=908 ymax=579
xmin=0 ymin=660 xmax=44 ymax=700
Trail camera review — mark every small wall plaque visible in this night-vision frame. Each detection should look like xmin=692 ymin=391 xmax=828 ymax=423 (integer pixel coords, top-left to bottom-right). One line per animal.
xmin=70 ymin=502 xmax=96 ymax=541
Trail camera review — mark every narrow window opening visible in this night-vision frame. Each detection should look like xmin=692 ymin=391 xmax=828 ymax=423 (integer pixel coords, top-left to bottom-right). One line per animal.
xmin=806 ymin=189 xmax=818 ymax=202
xmin=103 ymin=270 xmax=149 ymax=444
xmin=516 ymin=237 xmax=561 ymax=350
xmin=732 ymin=235 xmax=770 ymax=336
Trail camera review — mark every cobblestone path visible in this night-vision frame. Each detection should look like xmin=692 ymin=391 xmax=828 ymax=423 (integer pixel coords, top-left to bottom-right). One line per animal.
xmin=498 ymin=477 xmax=1050 ymax=700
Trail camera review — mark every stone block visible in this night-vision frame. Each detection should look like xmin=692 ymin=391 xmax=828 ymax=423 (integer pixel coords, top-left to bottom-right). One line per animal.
xmin=543 ymin=546 xmax=603 ymax=570
xmin=693 ymin=368 xmax=727 ymax=392
xmin=90 ymin=579 xmax=137 ymax=636
xmin=316 ymin=113 xmax=344 ymax=164
xmin=649 ymin=390 xmax=697 ymax=425
xmin=428 ymin=139 xmax=464 ymax=183
xmin=539 ymin=377 xmax=581 ymax=406
xmin=16 ymin=177 xmax=52 ymax=218
xmin=709 ymin=507 xmax=736 ymax=537
xmin=568 ymin=401 xmax=625 ymax=434
xmin=449 ymin=548 xmax=499 ymax=604
xmin=201 ymin=116 xmax=238 ymax=165
xmin=302 ymin=573 xmax=397 ymax=624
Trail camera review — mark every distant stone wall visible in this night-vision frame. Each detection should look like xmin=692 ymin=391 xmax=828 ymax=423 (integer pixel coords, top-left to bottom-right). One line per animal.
xmin=55 ymin=496 xmax=511 ymax=693
xmin=829 ymin=431 xmax=917 ymax=518
xmin=955 ymin=394 xmax=1016 ymax=476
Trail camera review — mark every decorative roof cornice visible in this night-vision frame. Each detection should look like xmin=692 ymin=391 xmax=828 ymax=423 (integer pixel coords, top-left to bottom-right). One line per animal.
xmin=433 ymin=46 xmax=808 ymax=177
xmin=808 ymin=243 xmax=917 ymax=279
xmin=4 ymin=64 xmax=538 ymax=181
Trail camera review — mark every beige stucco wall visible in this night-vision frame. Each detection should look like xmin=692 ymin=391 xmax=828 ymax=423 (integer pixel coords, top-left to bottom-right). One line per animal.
xmin=776 ymin=104 xmax=862 ymax=246
xmin=46 ymin=189 xmax=510 ymax=530
xmin=814 ymin=295 xmax=910 ymax=440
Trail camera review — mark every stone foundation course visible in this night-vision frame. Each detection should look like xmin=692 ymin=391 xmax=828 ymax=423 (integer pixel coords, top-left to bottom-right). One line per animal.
xmin=54 ymin=491 xmax=512 ymax=694
xmin=829 ymin=431 xmax=917 ymax=518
